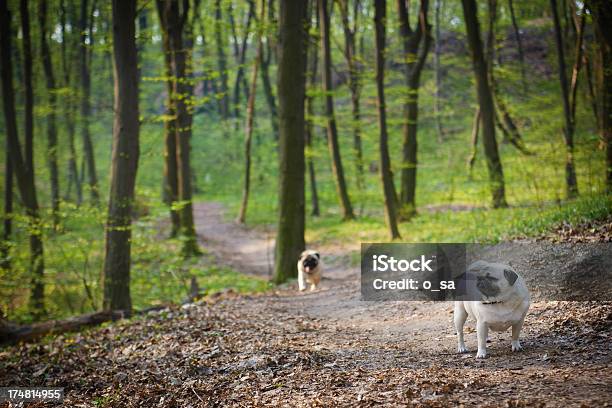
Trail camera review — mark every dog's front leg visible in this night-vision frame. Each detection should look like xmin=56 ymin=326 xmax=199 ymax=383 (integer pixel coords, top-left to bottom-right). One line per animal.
xmin=298 ymin=271 xmax=306 ymax=291
xmin=454 ymin=303 xmax=468 ymax=353
xmin=511 ymin=321 xmax=524 ymax=352
xmin=476 ymin=321 xmax=488 ymax=358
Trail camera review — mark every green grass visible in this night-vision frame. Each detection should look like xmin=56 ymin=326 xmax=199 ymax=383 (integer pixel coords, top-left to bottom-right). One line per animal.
xmin=305 ymin=194 xmax=612 ymax=245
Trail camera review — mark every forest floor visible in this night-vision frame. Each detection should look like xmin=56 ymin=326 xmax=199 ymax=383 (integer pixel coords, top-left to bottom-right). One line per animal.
xmin=1 ymin=202 xmax=611 ymax=407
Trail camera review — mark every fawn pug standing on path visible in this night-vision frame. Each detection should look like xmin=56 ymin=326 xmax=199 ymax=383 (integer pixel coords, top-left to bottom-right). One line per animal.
xmin=455 ymin=260 xmax=530 ymax=358
xmin=297 ymin=250 xmax=322 ymax=291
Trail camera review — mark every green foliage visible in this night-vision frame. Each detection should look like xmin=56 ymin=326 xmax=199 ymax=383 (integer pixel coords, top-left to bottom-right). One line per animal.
xmin=0 ymin=199 xmax=270 ymax=323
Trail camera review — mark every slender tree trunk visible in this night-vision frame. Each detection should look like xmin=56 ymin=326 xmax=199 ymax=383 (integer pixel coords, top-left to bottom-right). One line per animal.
xmin=569 ymin=12 xmax=585 ymax=122
xmin=1 ymin=137 xmax=11 ymax=270
xmin=319 ymin=0 xmax=354 ymax=220
xmin=103 ymin=0 xmax=139 ymax=314
xmin=461 ymin=0 xmax=507 ymax=208
xmin=21 ymin=0 xmax=46 ymax=317
xmin=551 ymin=0 xmax=579 ymax=198
xmin=583 ymin=51 xmax=600 ymax=127
xmin=137 ymin=5 xmax=148 ymax=81
xmin=434 ymin=0 xmax=444 ymax=141
xmin=60 ymin=0 xmax=82 ymax=205
xmin=156 ymin=1 xmax=180 ymax=237
xmin=273 ymin=0 xmax=307 ymax=284
xmin=38 ymin=0 xmax=60 ymax=230
xmin=508 ymin=0 xmax=527 ymax=93
xmin=306 ymin=0 xmax=320 ymax=217
xmin=169 ymin=0 xmax=199 ymax=256
xmin=397 ymin=0 xmax=431 ymax=219
xmin=238 ymin=0 xmax=265 ymax=224
xmin=214 ymin=0 xmax=230 ymax=120
xmin=1 ymin=0 xmax=46 ymax=318
xmin=228 ymin=2 xmax=241 ymax=61
xmin=588 ymin=0 xmax=612 ymax=191
xmin=338 ymin=0 xmax=364 ymax=191
xmin=65 ymin=106 xmax=82 ymax=204
xmin=232 ymin=0 xmax=255 ymax=124
xmin=20 ymin=0 xmax=33 ymax=184
xmin=487 ymin=0 xmax=530 ymax=155
xmin=374 ymin=0 xmax=401 ymax=239
xmin=467 ymin=107 xmax=481 ymax=177
xmin=79 ymin=0 xmax=100 ymax=203
xmin=260 ymin=1 xmax=279 ymax=142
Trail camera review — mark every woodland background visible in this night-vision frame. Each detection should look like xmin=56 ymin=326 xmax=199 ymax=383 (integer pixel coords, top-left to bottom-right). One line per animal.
xmin=0 ymin=0 xmax=610 ymax=326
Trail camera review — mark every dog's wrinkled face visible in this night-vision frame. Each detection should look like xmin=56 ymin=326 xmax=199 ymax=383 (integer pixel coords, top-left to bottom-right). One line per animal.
xmin=476 ymin=272 xmax=501 ymax=298
xmin=469 ymin=261 xmax=519 ymax=300
xmin=300 ymin=251 xmax=320 ymax=274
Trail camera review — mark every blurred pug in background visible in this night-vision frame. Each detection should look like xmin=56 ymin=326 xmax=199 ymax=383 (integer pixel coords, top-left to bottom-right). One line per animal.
xmin=297 ymin=250 xmax=322 ymax=291
xmin=454 ymin=260 xmax=530 ymax=358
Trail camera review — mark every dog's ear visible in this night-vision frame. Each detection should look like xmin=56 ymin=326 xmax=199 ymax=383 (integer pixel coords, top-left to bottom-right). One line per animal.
xmin=314 ymin=252 xmax=320 ymax=259
xmin=504 ymin=268 xmax=519 ymax=286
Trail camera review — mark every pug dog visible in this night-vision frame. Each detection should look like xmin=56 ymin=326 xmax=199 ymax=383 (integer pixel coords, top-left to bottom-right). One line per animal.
xmin=454 ymin=260 xmax=530 ymax=358
xmin=297 ymin=250 xmax=322 ymax=291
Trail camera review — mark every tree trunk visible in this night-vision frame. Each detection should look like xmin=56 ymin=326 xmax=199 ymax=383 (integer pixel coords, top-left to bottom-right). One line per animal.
xmin=583 ymin=51 xmax=600 ymax=128
xmin=588 ymin=0 xmax=612 ymax=192
xmin=0 ymin=310 xmax=124 ymax=344
xmin=1 ymin=0 xmax=46 ymax=318
xmin=487 ymin=0 xmax=531 ymax=155
xmin=461 ymin=0 xmax=507 ymax=208
xmin=467 ymin=107 xmax=481 ymax=177
xmin=214 ymin=0 xmax=230 ymax=120
xmin=338 ymin=0 xmax=364 ymax=191
xmin=260 ymin=0 xmax=279 ymax=142
xmin=20 ymin=0 xmax=33 ymax=180
xmin=228 ymin=1 xmax=241 ymax=61
xmin=1 ymin=131 xmax=11 ymax=270
xmin=232 ymin=0 xmax=255 ymax=124
xmin=374 ymin=0 xmax=401 ymax=239
xmin=38 ymin=0 xmax=61 ymax=230
xmin=79 ymin=0 xmax=100 ymax=203
xmin=434 ymin=0 xmax=444 ymax=141
xmin=156 ymin=1 xmax=180 ymax=237
xmin=397 ymin=0 xmax=431 ymax=219
xmin=306 ymin=0 xmax=320 ymax=217
xmin=166 ymin=0 xmax=200 ymax=256
xmin=20 ymin=0 xmax=46 ymax=317
xmin=569 ymin=12 xmax=585 ymax=122
xmin=60 ymin=0 xmax=82 ymax=205
xmin=273 ymin=0 xmax=307 ymax=284
xmin=551 ymin=0 xmax=579 ymax=198
xmin=65 ymin=106 xmax=82 ymax=204
xmin=103 ymin=0 xmax=139 ymax=314
xmin=319 ymin=0 xmax=354 ymax=221
xmin=238 ymin=0 xmax=265 ymax=224
xmin=508 ymin=0 xmax=527 ymax=93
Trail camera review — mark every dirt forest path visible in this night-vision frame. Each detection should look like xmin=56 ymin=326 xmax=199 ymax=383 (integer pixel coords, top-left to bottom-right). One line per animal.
xmin=188 ymin=202 xmax=611 ymax=406
xmin=2 ymin=203 xmax=610 ymax=407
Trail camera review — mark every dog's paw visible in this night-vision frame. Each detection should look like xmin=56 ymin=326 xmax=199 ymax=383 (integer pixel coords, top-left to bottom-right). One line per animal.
xmin=511 ymin=341 xmax=523 ymax=352
xmin=475 ymin=349 xmax=488 ymax=359
xmin=457 ymin=344 xmax=469 ymax=353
